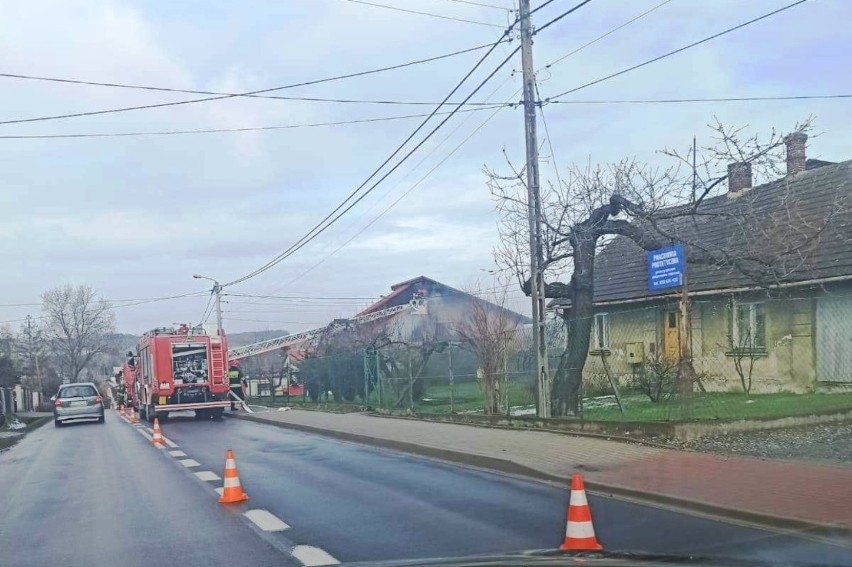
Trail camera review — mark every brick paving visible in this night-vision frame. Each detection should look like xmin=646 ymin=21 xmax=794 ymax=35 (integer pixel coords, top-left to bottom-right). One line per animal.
xmin=244 ymin=409 xmax=852 ymax=530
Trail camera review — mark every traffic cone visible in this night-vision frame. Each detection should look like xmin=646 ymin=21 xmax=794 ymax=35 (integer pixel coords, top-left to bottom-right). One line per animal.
xmin=218 ymin=449 xmax=249 ymax=504
xmin=151 ymin=418 xmax=166 ymax=446
xmin=559 ymin=474 xmax=603 ymax=551
xmin=119 ymin=405 xmax=126 ymax=417
xmin=129 ymin=406 xmax=138 ymax=424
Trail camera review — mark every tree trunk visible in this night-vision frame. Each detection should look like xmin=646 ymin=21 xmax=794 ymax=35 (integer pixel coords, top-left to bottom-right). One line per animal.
xmin=552 ymin=237 xmax=596 ymax=416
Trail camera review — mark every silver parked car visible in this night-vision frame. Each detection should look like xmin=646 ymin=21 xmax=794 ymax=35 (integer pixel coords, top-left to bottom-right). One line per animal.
xmin=53 ymin=383 xmax=105 ymax=427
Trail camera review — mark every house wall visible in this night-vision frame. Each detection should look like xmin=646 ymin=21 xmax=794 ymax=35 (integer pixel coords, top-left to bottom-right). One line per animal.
xmin=579 ymin=295 xmax=817 ymax=394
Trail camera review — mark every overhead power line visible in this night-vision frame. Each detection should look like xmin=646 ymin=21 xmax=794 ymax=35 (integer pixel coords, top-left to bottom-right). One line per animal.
xmin=534 ymin=0 xmax=593 ymax=34
xmin=340 ymin=0 xmax=504 ymax=27
xmin=0 ymin=104 xmax=511 ymax=139
xmin=541 ymin=0 xmax=673 ymax=71
xmin=0 ymin=41 xmax=507 ymax=126
xmin=545 ymin=0 xmax=809 ymax=101
xmin=0 ymin=72 xmax=503 ymax=107
xmin=548 ymin=94 xmax=852 ymax=105
xmin=223 ymin=20 xmax=521 ymax=288
xmin=442 ymin=0 xmax=511 ymax=10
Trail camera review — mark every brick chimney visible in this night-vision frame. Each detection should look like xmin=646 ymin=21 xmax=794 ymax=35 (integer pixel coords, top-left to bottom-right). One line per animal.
xmin=727 ymin=161 xmax=752 ymax=195
xmin=784 ymin=132 xmax=807 ymax=176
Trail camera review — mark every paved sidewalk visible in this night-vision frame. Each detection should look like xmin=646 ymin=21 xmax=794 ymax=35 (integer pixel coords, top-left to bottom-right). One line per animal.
xmin=240 ymin=409 xmax=852 ymax=533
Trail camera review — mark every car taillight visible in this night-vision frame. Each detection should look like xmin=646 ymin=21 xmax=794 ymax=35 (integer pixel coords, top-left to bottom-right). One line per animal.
xmin=54 ymin=398 xmax=62 ymax=407
xmin=95 ymin=395 xmax=103 ymax=404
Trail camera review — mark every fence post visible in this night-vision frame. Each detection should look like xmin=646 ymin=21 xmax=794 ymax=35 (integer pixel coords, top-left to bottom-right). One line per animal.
xmin=448 ymin=343 xmax=455 ymax=414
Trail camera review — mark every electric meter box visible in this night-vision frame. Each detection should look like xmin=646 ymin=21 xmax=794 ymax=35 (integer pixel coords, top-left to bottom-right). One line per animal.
xmin=625 ymin=342 xmax=645 ymax=364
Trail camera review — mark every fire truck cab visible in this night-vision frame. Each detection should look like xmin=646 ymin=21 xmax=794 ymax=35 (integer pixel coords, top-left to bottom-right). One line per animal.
xmin=135 ymin=323 xmax=230 ymax=422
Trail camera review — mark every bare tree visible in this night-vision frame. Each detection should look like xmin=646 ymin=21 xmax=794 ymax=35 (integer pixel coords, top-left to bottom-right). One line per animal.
xmin=41 ymin=284 xmax=116 ymax=383
xmin=456 ymin=288 xmax=520 ymax=415
xmin=490 ymin=118 xmax=838 ymax=416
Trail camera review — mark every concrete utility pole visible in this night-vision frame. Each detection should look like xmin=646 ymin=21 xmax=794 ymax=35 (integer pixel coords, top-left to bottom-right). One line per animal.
xmin=520 ymin=0 xmax=550 ymax=418
xmin=193 ymin=274 xmax=223 ymax=336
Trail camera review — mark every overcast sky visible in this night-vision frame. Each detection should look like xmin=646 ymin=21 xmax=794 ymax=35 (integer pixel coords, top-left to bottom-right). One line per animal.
xmin=1 ymin=0 xmax=850 ymax=336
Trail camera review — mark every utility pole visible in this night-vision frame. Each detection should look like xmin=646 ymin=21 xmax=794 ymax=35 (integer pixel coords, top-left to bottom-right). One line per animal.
xmin=193 ymin=274 xmax=223 ymax=336
xmin=520 ymin=0 xmax=550 ymax=418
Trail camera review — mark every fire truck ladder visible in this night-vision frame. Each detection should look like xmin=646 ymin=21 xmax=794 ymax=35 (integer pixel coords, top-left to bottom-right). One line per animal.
xmin=227 ymin=301 xmax=419 ymax=361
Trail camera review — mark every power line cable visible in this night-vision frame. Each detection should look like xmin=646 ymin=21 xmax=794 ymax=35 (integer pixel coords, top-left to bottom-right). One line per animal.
xmin=545 ymin=0 xmax=808 ymax=102
xmin=224 ymin=46 xmax=520 ymax=288
xmin=0 ymin=41 xmax=506 ymax=126
xmin=0 ymin=104 xmax=510 ymax=139
xmin=340 ymin=0 xmax=504 ymax=27
xmin=0 ymin=72 xmax=503 ymax=106
xmin=261 ymin=72 xmax=518 ymax=295
xmin=278 ymin=99 xmax=511 ymax=289
xmin=443 ymin=0 xmax=511 ymax=10
xmin=541 ymin=0 xmax=673 ymax=71
xmin=198 ymin=293 xmax=215 ymax=325
xmin=534 ymin=0 xmax=593 ymax=34
xmin=222 ymin=21 xmax=521 ymax=287
xmin=549 ymin=94 xmax=852 ymax=105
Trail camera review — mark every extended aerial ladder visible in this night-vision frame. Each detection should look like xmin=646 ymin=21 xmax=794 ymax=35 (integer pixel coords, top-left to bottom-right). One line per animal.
xmin=227 ymin=298 xmax=423 ymax=361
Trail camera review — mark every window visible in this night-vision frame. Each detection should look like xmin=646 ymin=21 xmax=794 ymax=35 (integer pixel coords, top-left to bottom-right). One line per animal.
xmin=59 ymin=385 xmax=97 ymax=398
xmin=592 ymin=313 xmax=609 ymax=351
xmin=732 ymin=302 xmax=766 ymax=350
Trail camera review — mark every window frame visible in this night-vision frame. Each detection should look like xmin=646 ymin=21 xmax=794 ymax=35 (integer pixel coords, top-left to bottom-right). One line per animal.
xmin=731 ymin=301 xmax=766 ymax=352
xmin=591 ymin=312 xmax=610 ymax=351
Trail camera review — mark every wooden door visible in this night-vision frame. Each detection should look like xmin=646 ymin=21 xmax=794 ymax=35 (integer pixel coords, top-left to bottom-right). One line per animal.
xmin=663 ymin=310 xmax=680 ymax=363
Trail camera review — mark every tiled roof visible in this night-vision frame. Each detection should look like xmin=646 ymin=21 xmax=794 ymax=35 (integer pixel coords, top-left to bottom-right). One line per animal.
xmin=551 ymin=159 xmax=852 ymax=307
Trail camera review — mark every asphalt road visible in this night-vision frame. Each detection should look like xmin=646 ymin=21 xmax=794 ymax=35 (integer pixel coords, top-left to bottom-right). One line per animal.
xmin=2 ymin=411 xmax=851 ymax=567
xmin=161 ymin=414 xmax=852 ymax=566
xmin=0 ymin=413 xmax=296 ymax=567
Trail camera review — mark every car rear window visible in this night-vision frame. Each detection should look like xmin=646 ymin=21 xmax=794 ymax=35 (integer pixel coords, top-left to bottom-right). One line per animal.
xmin=59 ymin=386 xmax=97 ymax=398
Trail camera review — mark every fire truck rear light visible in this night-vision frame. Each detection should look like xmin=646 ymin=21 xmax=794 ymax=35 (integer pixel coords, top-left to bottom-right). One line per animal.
xmin=160 ymin=383 xmax=170 ymax=389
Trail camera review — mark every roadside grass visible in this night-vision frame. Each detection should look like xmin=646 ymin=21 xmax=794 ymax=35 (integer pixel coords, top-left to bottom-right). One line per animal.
xmin=0 ymin=414 xmax=51 ymax=452
xmin=247 ymin=382 xmax=852 ymax=423
xmin=584 ymin=391 xmax=852 ymax=422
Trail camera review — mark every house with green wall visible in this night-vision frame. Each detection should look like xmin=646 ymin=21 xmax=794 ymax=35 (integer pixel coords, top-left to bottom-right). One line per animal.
xmin=550 ymin=135 xmax=852 ymax=393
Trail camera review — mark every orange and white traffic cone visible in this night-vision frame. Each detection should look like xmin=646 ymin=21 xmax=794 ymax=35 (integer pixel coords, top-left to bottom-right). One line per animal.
xmin=129 ymin=406 xmax=138 ymax=424
xmin=151 ymin=418 xmax=166 ymax=446
xmin=218 ymin=449 xmax=249 ymax=504
xmin=119 ymin=405 xmax=126 ymax=417
xmin=559 ymin=474 xmax=603 ymax=551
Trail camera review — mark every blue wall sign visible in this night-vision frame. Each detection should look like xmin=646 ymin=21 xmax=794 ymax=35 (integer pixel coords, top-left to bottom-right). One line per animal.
xmin=647 ymin=244 xmax=684 ymax=291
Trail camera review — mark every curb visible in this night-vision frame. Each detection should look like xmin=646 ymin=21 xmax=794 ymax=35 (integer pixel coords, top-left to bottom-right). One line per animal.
xmin=234 ymin=413 xmax=852 ymax=543
xmin=366 ymin=412 xmax=675 ymax=450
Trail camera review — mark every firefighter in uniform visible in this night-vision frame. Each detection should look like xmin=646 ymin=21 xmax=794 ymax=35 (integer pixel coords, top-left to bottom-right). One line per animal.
xmin=228 ymin=360 xmax=244 ymax=411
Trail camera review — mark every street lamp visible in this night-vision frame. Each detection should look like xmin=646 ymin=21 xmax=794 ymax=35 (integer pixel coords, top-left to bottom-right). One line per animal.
xmin=193 ymin=274 xmax=223 ymax=336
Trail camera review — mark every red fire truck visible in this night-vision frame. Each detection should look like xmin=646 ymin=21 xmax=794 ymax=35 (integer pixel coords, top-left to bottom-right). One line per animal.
xmin=134 ymin=323 xmax=230 ymax=422
xmin=120 ymin=359 xmax=138 ymax=410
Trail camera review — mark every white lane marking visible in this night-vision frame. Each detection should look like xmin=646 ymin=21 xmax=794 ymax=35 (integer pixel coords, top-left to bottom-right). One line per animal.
xmin=195 ymin=471 xmax=220 ymax=482
xmin=179 ymin=459 xmax=201 ymax=468
xmin=134 ymin=428 xmax=153 ymax=441
xmin=215 ymin=487 xmax=224 ymax=496
xmin=244 ymin=509 xmax=290 ymax=532
xmin=292 ymin=546 xmax=340 ymax=566
xmin=169 ymin=450 xmax=187 ymax=457
xmin=145 ymin=427 xmax=154 ymax=434
xmin=163 ymin=436 xmax=178 ymax=448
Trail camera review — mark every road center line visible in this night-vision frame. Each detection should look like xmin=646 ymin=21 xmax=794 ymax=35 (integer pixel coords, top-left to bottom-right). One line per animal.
xmin=169 ymin=450 xmax=187 ymax=457
xmin=179 ymin=459 xmax=201 ymax=468
xmin=195 ymin=471 xmax=220 ymax=482
xmin=291 ymin=546 xmax=340 ymax=566
xmin=244 ymin=509 xmax=290 ymax=532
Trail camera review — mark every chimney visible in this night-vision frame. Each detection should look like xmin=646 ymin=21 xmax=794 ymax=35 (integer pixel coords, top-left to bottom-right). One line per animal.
xmin=784 ymin=132 xmax=808 ymax=176
xmin=727 ymin=161 xmax=752 ymax=195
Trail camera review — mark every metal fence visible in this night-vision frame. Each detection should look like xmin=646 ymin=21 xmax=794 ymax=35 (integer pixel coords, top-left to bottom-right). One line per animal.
xmin=253 ymin=295 xmax=852 ymax=423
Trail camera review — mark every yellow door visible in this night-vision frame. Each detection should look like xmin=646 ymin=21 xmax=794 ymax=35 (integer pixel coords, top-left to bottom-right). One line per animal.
xmin=663 ymin=311 xmax=680 ymax=363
